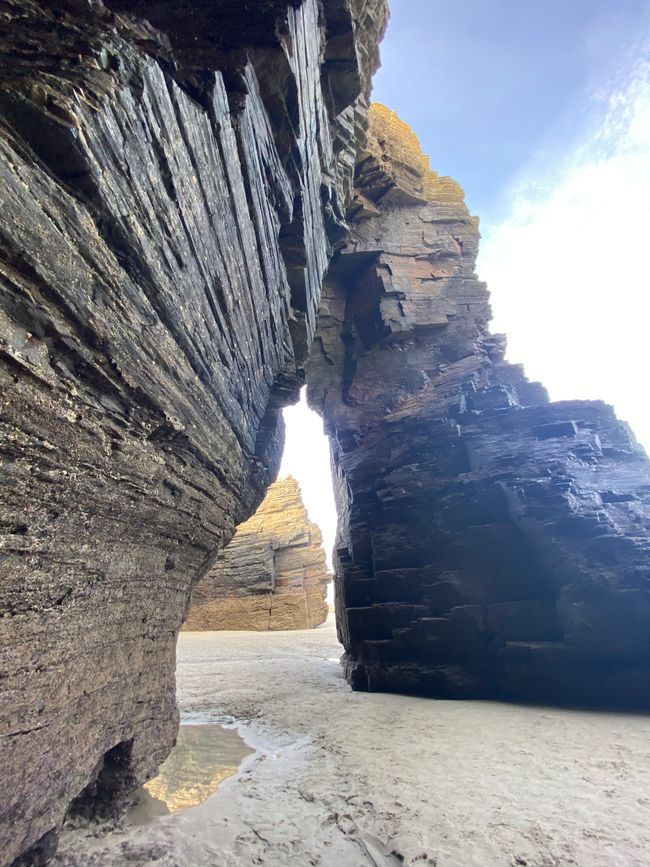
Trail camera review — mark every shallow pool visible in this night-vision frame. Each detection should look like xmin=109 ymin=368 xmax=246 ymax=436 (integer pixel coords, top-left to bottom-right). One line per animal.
xmin=130 ymin=724 xmax=253 ymax=823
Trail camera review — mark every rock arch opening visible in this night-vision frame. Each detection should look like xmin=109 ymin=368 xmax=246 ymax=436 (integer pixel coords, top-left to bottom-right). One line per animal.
xmin=182 ymin=388 xmax=336 ymax=631
xmin=2 ymin=2 xmax=650 ymax=865
xmin=280 ymin=388 xmax=337 ymax=597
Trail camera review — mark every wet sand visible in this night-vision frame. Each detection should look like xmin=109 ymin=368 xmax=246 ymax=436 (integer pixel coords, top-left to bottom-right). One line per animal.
xmin=55 ymin=616 xmax=650 ymax=866
xmin=129 ymin=725 xmax=253 ymax=823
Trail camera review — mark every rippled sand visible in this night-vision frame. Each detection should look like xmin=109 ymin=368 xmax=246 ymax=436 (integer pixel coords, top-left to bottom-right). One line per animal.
xmin=55 ymin=616 xmax=650 ymax=866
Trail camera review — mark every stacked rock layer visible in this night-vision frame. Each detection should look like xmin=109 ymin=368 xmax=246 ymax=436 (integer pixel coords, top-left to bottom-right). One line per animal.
xmin=307 ymin=103 xmax=650 ymax=706
xmin=3 ymin=4 xmax=650 ymax=865
xmin=0 ymin=1 xmax=387 ymax=863
xmin=185 ymin=476 xmax=330 ymax=631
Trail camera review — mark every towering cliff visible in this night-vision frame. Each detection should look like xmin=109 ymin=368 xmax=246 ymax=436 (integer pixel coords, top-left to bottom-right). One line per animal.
xmin=0 ymin=2 xmax=387 ymax=863
xmin=2 ymin=3 xmax=650 ymax=864
xmin=307 ymin=104 xmax=650 ymax=705
xmin=185 ymin=476 xmax=330 ymax=631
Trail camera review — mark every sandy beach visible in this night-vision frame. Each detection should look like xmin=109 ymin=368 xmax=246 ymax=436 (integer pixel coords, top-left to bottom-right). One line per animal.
xmin=55 ymin=616 xmax=650 ymax=866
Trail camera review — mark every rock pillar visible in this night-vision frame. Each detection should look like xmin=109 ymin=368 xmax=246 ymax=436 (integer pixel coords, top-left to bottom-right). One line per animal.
xmin=307 ymin=105 xmax=650 ymax=706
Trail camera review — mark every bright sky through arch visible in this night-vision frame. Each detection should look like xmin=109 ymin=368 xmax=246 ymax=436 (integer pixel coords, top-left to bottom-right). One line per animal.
xmin=279 ymin=389 xmax=337 ymax=569
xmin=374 ymin=0 xmax=650 ymax=451
xmin=479 ymin=48 xmax=650 ymax=451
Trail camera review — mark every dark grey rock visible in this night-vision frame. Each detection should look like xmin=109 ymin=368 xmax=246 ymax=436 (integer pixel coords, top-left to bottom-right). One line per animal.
xmin=307 ymin=104 xmax=650 ymax=709
xmin=3 ymin=8 xmax=650 ymax=867
xmin=0 ymin=2 xmax=387 ymax=863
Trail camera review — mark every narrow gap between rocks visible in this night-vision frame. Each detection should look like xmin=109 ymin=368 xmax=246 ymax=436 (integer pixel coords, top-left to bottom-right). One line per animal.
xmin=279 ymin=385 xmax=337 ymax=608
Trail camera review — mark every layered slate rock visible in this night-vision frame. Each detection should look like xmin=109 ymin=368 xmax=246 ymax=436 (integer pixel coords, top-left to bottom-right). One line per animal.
xmin=3 ymin=1 xmax=650 ymax=862
xmin=185 ymin=476 xmax=329 ymax=631
xmin=0 ymin=2 xmax=387 ymax=863
xmin=307 ymin=104 xmax=650 ymax=707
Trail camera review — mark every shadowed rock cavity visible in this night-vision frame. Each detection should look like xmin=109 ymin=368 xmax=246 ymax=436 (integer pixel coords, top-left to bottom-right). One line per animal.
xmin=184 ymin=476 xmax=330 ymax=630
xmin=2 ymin=4 xmax=650 ymax=866
xmin=307 ymin=104 xmax=650 ymax=706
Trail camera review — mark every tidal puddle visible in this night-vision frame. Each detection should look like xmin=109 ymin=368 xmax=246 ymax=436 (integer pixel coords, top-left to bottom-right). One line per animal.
xmin=130 ymin=724 xmax=253 ymax=824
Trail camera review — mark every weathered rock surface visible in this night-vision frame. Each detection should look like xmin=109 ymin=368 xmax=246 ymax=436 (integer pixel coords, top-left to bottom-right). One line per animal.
xmin=3 ymin=2 xmax=650 ymax=864
xmin=0 ymin=2 xmax=387 ymax=863
xmin=307 ymin=104 xmax=650 ymax=707
xmin=185 ymin=476 xmax=330 ymax=631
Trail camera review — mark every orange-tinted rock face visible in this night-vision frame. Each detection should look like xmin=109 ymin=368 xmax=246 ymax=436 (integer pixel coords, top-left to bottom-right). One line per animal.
xmin=359 ymin=103 xmax=467 ymax=206
xmin=185 ymin=477 xmax=330 ymax=631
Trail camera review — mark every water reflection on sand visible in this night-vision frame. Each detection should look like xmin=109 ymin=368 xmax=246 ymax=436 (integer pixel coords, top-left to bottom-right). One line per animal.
xmin=130 ymin=724 xmax=253 ymax=824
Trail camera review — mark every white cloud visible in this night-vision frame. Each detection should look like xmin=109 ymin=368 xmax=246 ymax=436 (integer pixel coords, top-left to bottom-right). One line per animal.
xmin=479 ymin=48 xmax=650 ymax=451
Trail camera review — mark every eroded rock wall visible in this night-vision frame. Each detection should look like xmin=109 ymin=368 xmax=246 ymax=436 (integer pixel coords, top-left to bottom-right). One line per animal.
xmin=3 ymin=3 xmax=650 ymax=861
xmin=0 ymin=2 xmax=387 ymax=863
xmin=185 ymin=476 xmax=330 ymax=631
xmin=307 ymin=104 xmax=650 ymax=706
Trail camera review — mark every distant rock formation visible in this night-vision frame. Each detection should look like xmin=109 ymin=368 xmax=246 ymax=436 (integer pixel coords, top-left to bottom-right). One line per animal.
xmin=185 ymin=477 xmax=330 ymax=631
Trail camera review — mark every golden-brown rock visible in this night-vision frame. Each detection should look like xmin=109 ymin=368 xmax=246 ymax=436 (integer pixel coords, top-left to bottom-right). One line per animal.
xmin=185 ymin=477 xmax=330 ymax=631
xmin=353 ymin=103 xmax=466 ymax=208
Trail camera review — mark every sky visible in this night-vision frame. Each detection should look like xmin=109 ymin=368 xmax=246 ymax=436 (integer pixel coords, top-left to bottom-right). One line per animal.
xmin=280 ymin=389 xmax=337 ymax=569
xmin=373 ymin=0 xmax=650 ymax=224
xmin=280 ymin=0 xmax=650 ymax=562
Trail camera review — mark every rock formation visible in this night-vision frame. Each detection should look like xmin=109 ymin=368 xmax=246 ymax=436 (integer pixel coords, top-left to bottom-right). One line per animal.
xmin=2 ymin=2 xmax=650 ymax=864
xmin=185 ymin=476 xmax=330 ymax=631
xmin=0 ymin=2 xmax=386 ymax=863
xmin=307 ymin=103 xmax=650 ymax=705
